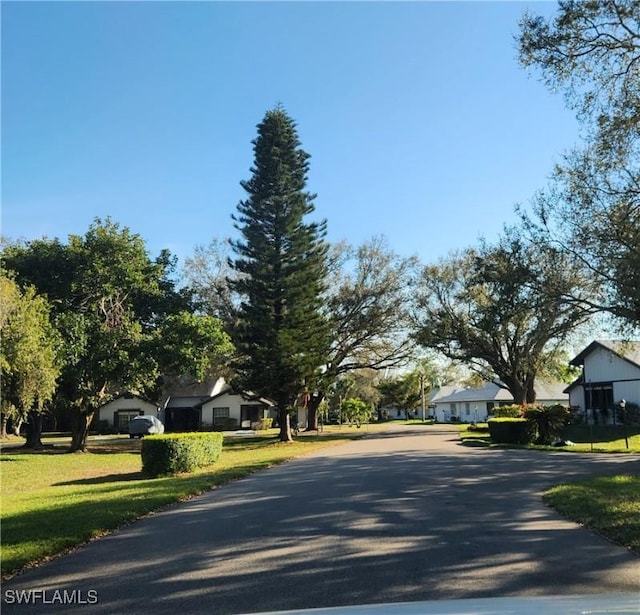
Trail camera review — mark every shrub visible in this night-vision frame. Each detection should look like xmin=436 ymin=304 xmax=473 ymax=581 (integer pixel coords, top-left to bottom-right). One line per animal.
xmin=253 ymin=418 xmax=273 ymax=430
xmin=490 ymin=404 xmax=523 ymax=418
xmin=141 ymin=432 xmax=223 ymax=477
xmin=488 ymin=418 xmax=536 ymax=444
xmin=95 ymin=420 xmax=116 ymax=435
xmin=621 ymin=402 xmax=640 ymax=426
xmin=524 ymin=404 xmax=569 ymax=444
xmin=213 ymin=418 xmax=239 ymax=431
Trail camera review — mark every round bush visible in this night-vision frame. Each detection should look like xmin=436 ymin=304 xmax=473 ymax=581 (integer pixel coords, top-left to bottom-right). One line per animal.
xmin=141 ymin=432 xmax=223 ymax=477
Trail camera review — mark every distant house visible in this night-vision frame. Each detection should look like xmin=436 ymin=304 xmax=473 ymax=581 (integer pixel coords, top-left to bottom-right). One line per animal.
xmin=163 ymin=378 xmax=275 ymax=431
xmin=95 ymin=393 xmax=160 ymax=433
xmin=565 ymin=340 xmax=640 ymax=424
xmin=432 ymin=381 xmax=568 ymax=423
xmin=162 ymin=378 xmax=225 ymax=432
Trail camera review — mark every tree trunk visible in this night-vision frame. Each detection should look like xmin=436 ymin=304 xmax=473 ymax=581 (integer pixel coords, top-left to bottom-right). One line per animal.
xmin=525 ymin=379 xmax=537 ymax=404
xmin=278 ymin=408 xmax=293 ymax=442
xmin=23 ymin=411 xmax=44 ymax=449
xmin=502 ymin=376 xmax=526 ymax=406
xmin=305 ymin=393 xmax=324 ymax=431
xmin=12 ymin=417 xmax=23 ymax=437
xmin=69 ymin=411 xmax=94 ymax=452
xmin=1 ymin=414 xmax=8 ymax=439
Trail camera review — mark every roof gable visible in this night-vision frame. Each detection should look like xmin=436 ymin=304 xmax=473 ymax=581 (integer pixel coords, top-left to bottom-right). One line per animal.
xmin=198 ymin=386 xmax=275 ymax=408
xmin=570 ymin=340 xmax=640 ymax=369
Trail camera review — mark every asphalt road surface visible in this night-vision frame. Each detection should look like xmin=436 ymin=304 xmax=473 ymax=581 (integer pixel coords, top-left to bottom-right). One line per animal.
xmin=3 ymin=425 xmax=639 ymax=614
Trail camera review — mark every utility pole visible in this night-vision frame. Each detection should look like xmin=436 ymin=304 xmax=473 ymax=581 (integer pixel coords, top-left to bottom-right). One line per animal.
xmin=420 ymin=372 xmax=426 ymax=422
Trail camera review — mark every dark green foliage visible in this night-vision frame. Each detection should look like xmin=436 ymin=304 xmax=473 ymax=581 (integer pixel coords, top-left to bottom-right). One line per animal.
xmin=229 ymin=107 xmax=329 ymax=439
xmin=141 ymin=432 xmax=224 ymax=477
xmin=213 ymin=418 xmax=239 ymax=431
xmin=488 ymin=418 xmax=536 ymax=445
xmin=490 ymin=404 xmax=522 ymax=418
xmin=3 ymin=218 xmax=232 ymax=451
xmin=524 ymin=404 xmax=570 ymax=444
xmin=620 ymin=402 xmax=640 ymax=426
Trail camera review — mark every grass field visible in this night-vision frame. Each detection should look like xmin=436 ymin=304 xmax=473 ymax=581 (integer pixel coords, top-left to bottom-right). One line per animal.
xmin=544 ymin=475 xmax=640 ymax=556
xmin=0 ymin=429 xmax=365 ymax=579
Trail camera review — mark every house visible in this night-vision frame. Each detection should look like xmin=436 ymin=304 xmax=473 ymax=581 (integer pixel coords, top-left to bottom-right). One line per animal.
xmin=379 ymin=385 xmax=469 ymax=420
xmin=95 ymin=377 xmax=276 ymax=433
xmin=199 ymin=385 xmax=275 ymax=430
xmin=565 ymin=340 xmax=640 ymax=424
xmin=162 ymin=378 xmax=225 ymax=432
xmin=94 ymin=393 xmax=160 ymax=433
xmin=163 ymin=378 xmax=275 ymax=431
xmin=432 ymin=381 xmax=568 ymax=423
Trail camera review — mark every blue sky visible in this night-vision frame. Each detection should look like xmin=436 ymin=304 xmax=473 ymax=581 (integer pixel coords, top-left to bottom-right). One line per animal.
xmin=2 ymin=1 xmax=578 ymax=269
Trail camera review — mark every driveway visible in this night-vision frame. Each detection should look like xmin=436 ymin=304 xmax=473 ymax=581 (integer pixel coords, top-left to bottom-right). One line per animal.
xmin=2 ymin=425 xmax=639 ymax=614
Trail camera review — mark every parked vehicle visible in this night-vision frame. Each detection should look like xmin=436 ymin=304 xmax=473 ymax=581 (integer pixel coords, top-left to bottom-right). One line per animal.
xmin=128 ymin=415 xmax=164 ymax=438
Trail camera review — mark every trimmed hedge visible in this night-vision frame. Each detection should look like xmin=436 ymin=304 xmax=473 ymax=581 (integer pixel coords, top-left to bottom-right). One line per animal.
xmin=488 ymin=417 xmax=536 ymax=444
xmin=141 ymin=432 xmax=224 ymax=477
xmin=490 ymin=404 xmax=523 ymax=418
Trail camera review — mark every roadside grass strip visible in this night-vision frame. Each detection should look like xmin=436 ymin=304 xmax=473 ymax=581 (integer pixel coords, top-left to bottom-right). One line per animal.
xmin=0 ymin=432 xmax=362 ymax=579
xmin=543 ymin=474 xmax=640 ymax=555
xmin=457 ymin=423 xmax=640 ymax=453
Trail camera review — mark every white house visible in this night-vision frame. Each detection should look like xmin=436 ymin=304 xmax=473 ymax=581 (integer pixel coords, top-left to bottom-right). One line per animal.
xmin=432 ymin=381 xmax=568 ymax=423
xmin=200 ymin=385 xmax=275 ymax=430
xmin=565 ymin=340 xmax=640 ymax=424
xmin=95 ymin=393 xmax=160 ymax=433
xmin=95 ymin=377 xmax=276 ymax=433
xmin=163 ymin=378 xmax=275 ymax=431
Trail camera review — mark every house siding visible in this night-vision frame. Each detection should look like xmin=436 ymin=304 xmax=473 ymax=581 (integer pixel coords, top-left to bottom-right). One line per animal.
xmin=200 ymin=393 xmax=268 ymax=429
xmin=568 ymin=341 xmax=640 ymax=423
xmin=96 ymin=396 xmax=159 ymax=428
xmin=583 ymin=346 xmax=640 ymax=383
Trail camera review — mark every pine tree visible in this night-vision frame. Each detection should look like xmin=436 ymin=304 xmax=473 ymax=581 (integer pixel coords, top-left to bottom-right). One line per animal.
xmin=229 ymin=106 xmax=329 ymax=441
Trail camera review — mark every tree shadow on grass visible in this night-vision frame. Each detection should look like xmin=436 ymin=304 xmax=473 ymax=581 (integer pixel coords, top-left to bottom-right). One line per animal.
xmin=53 ymin=472 xmax=145 ymax=486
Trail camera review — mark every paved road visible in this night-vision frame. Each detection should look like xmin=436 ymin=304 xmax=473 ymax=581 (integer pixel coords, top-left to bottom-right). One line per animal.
xmin=3 ymin=426 xmax=639 ymax=614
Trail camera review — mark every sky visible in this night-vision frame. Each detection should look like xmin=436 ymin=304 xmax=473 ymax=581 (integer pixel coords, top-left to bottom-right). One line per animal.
xmin=2 ymin=1 xmax=580 ymax=271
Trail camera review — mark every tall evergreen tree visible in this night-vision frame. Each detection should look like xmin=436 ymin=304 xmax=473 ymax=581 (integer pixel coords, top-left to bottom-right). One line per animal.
xmin=229 ymin=106 xmax=329 ymax=441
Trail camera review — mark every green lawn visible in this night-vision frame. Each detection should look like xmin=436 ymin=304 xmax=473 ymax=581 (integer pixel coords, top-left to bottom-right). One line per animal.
xmin=544 ymin=475 xmax=640 ymax=555
xmin=457 ymin=423 xmax=640 ymax=453
xmin=0 ymin=429 xmax=364 ymax=579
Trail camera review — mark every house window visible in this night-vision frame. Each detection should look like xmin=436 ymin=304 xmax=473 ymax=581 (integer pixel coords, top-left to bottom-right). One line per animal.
xmin=450 ymin=403 xmax=457 ymax=416
xmin=213 ymin=407 xmax=230 ymax=425
xmin=117 ymin=410 xmax=142 ymax=431
xmin=586 ymin=384 xmax=614 ymax=410
xmin=465 ymin=403 xmax=470 ymax=416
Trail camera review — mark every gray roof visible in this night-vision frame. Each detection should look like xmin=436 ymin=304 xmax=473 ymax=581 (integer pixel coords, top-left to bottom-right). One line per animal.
xmin=434 ymin=381 xmax=568 ymax=405
xmin=429 ymin=385 xmax=466 ymax=403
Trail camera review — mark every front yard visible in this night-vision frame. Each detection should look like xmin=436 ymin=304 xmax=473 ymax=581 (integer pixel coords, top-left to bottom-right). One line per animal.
xmin=0 ymin=429 xmax=365 ymax=579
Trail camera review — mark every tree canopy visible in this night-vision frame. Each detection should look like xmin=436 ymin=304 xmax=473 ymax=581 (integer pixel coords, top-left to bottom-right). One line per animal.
xmin=518 ymin=0 xmax=640 ymax=328
xmin=0 ymin=274 xmax=60 ymax=443
xmin=3 ymin=218 xmax=232 ymax=450
xmin=413 ymin=234 xmax=592 ymax=404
